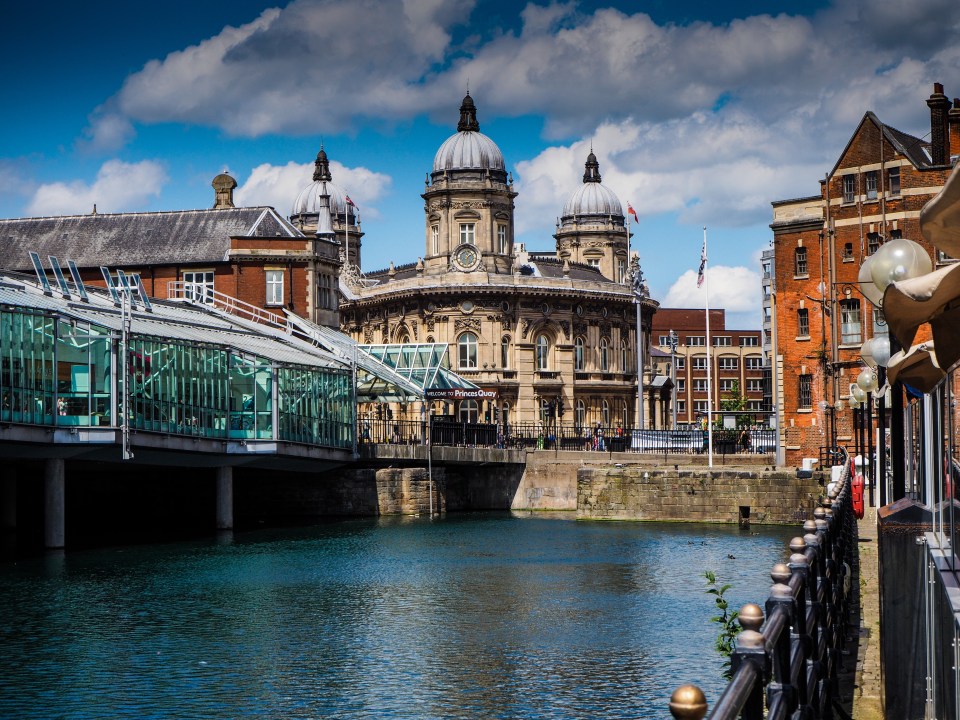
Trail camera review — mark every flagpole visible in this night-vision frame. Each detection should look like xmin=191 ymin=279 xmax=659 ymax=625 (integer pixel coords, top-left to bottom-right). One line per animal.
xmin=345 ymin=202 xmax=350 ymax=269
xmin=704 ymin=226 xmax=713 ymax=468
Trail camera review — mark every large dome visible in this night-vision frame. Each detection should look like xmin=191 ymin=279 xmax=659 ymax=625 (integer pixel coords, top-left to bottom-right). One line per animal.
xmin=291 ymin=147 xmax=357 ymax=221
xmin=561 ymin=152 xmax=623 ymax=220
xmin=432 ymin=94 xmax=505 ymax=174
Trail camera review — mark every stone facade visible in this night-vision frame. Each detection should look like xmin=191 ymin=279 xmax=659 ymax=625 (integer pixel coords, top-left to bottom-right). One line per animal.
xmin=771 ymin=83 xmax=960 ymax=466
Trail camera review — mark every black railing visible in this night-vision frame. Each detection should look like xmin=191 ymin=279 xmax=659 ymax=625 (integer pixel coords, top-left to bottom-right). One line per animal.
xmin=357 ymin=419 xmax=776 ymax=454
xmin=669 ymin=467 xmax=856 ymax=719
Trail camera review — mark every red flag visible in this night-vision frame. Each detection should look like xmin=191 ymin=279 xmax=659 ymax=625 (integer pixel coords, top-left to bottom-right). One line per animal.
xmin=345 ymin=195 xmax=356 ymax=207
xmin=627 ymin=203 xmax=639 ymax=223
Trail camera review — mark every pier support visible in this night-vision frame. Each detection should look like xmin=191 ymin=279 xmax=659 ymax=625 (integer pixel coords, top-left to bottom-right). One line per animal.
xmin=216 ymin=466 xmax=233 ymax=530
xmin=44 ymin=459 xmax=65 ymax=549
xmin=1 ymin=469 xmax=15 ymax=530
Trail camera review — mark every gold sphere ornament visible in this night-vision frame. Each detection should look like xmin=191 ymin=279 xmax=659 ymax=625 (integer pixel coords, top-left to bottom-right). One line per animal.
xmin=669 ymin=684 xmax=708 ymax=720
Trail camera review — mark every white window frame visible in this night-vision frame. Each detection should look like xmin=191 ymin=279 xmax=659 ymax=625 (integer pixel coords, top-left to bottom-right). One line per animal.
xmin=497 ymin=224 xmax=507 ymax=254
xmin=431 ymin=224 xmax=439 ymax=255
xmin=265 ymin=269 xmax=284 ymax=306
xmin=536 ymin=334 xmax=550 ymax=371
xmin=458 ymin=332 xmax=478 ymax=369
xmin=574 ymin=337 xmax=585 ymax=371
xmin=459 ymin=223 xmax=476 ymax=245
xmin=183 ymin=270 xmax=215 ymax=304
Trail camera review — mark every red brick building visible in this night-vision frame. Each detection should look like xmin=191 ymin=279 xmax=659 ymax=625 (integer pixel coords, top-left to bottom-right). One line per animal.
xmin=651 ymin=308 xmax=764 ymax=427
xmin=771 ymin=83 xmax=960 ymax=466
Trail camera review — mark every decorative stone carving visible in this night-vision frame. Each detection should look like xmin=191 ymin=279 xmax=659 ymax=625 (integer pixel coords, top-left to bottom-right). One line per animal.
xmin=426 ymin=317 xmax=436 ymax=332
xmin=411 ymin=320 xmax=418 ymax=340
xmin=454 ymin=317 xmax=482 ymax=334
xmin=363 ymin=327 xmax=375 ymax=344
xmin=520 ymin=318 xmax=531 ymax=339
xmin=573 ymin=322 xmax=587 ymax=336
xmin=559 ymin=320 xmax=571 ymax=340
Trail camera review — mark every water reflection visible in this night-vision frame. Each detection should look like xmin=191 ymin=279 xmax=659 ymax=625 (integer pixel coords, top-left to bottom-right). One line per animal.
xmin=0 ymin=513 xmax=794 ymax=719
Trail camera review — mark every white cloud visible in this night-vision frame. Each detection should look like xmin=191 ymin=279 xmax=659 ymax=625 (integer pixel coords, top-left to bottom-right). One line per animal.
xmin=25 ymin=160 xmax=167 ymax=216
xmin=79 ymin=112 xmax=136 ymax=154
xmin=234 ymin=159 xmax=392 ymax=219
xmin=663 ymin=265 xmax=762 ymax=327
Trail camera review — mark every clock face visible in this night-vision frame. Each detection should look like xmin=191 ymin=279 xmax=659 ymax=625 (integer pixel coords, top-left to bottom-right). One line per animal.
xmin=454 ymin=244 xmax=480 ymax=271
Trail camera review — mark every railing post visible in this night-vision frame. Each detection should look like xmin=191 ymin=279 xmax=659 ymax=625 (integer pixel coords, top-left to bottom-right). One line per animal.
xmin=788 ymin=537 xmax=816 ymax=716
xmin=765 ymin=565 xmax=800 ymax=716
xmin=729 ymin=625 xmax=767 ymax=720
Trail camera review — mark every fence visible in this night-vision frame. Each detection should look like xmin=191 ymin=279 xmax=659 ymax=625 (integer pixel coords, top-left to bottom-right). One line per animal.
xmin=357 ymin=418 xmax=776 ymax=454
xmin=669 ymin=467 xmax=856 ymax=719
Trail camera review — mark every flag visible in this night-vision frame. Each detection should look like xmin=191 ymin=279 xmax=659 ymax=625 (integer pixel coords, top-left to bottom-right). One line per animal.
xmin=345 ymin=195 xmax=356 ymax=207
xmin=627 ymin=203 xmax=639 ymax=223
xmin=697 ymin=237 xmax=707 ymax=288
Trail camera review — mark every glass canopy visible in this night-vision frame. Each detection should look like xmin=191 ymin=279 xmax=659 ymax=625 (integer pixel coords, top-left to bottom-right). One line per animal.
xmin=358 ymin=344 xmax=480 ymax=400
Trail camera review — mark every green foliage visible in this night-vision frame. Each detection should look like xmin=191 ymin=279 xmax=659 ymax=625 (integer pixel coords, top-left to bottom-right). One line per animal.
xmin=719 ymin=381 xmax=752 ymax=428
xmin=704 ymin=570 xmax=739 ymax=680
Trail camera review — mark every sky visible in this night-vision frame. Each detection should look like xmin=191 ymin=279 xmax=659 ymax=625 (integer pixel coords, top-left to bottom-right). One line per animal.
xmin=2 ymin=0 xmax=959 ymax=329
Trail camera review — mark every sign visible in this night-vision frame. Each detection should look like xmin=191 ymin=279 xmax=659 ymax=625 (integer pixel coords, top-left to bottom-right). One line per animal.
xmin=424 ymin=388 xmax=498 ymax=400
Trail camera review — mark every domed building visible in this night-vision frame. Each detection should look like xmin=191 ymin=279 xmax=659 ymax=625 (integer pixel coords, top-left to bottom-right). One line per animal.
xmin=332 ymin=94 xmax=661 ymax=430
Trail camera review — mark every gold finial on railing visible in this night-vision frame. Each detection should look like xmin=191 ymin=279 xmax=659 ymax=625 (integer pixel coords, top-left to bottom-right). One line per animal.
xmin=739 ymin=603 xmax=764 ymax=631
xmin=771 ymin=562 xmax=791 ymax=584
xmin=669 ymin=684 xmax=708 ymax=720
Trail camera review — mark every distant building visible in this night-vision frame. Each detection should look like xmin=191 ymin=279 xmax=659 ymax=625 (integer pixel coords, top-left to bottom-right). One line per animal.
xmin=771 ymin=83 xmax=960 ymax=466
xmin=651 ymin=308 xmax=765 ymax=427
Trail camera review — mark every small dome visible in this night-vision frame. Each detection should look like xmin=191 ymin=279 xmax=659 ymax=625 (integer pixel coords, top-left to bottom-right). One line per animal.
xmin=561 ymin=152 xmax=623 ymax=220
xmin=432 ymin=93 xmax=505 ymax=174
xmin=290 ymin=146 xmax=357 ymax=221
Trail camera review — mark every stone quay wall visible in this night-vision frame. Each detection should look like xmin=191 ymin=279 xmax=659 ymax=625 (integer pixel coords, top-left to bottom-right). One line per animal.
xmin=577 ymin=466 xmax=822 ymax=524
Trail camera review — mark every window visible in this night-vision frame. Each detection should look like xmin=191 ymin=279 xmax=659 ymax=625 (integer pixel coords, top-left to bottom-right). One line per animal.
xmin=799 ymin=374 xmax=812 ymax=409
xmin=677 ymin=400 xmax=686 ymax=414
xmin=872 ymin=307 xmax=886 ymax=335
xmin=318 ymin=273 xmax=334 ymax=310
xmin=265 ymin=270 xmax=284 ymax=306
xmin=659 ymin=335 xmax=671 ymax=345
xmin=599 ymin=338 xmax=609 ymax=371
xmin=675 ymin=357 xmax=685 ymax=370
xmin=694 ymin=400 xmax=709 ymax=413
xmin=890 ymin=228 xmax=902 ymax=240
xmin=797 ymin=308 xmax=809 ymax=337
xmin=747 ymin=379 xmax=764 ymax=392
xmin=458 ymin=332 xmax=478 ymax=369
xmin=459 ymin=399 xmax=479 ymax=423
xmin=574 ymin=337 xmax=585 ymax=371
xmin=719 ymin=379 xmax=736 ymax=392
xmin=620 ymin=340 xmax=628 ymax=371
xmin=714 ymin=336 xmax=731 ymax=347
xmin=497 ymin=224 xmax=507 ymax=254
xmin=536 ymin=334 xmax=550 ymax=370
xmin=431 ymin=225 xmax=439 ymax=255
xmin=843 ymin=242 xmax=853 ymax=260
xmin=693 ymin=379 xmax=709 ymax=392
xmin=889 ymin=167 xmax=901 ymax=196
xmin=692 ymin=356 xmax=708 ymax=371
xmin=575 ymin=400 xmax=586 ymax=428
xmin=459 ymin=223 xmax=476 ymax=245
xmin=867 ymin=233 xmax=880 ymax=255
xmin=795 ymin=247 xmax=808 ymax=276
xmin=745 ymin=357 xmax=764 ymax=370
xmin=601 ymin=400 xmax=610 ymax=426
xmin=587 ymin=258 xmax=600 ymax=268
xmin=687 ymin=336 xmax=705 ymax=346
xmin=617 ymin=259 xmax=627 ymax=284
xmin=839 ymin=299 xmax=862 ymax=345
xmin=501 ymin=336 xmax=510 ymax=369
xmin=739 ymin=336 xmax=758 ymax=347
xmin=183 ymin=271 xmax=214 ymax=304
xmin=747 ymin=400 xmax=763 ymax=411
xmin=676 ymin=380 xmax=685 ymax=392
xmin=843 ymin=175 xmax=855 ymax=204
xmin=865 ymin=171 xmax=878 ymax=201
xmin=718 ymin=357 xmax=738 ymax=371
xmin=762 ymin=262 xmax=771 ymax=279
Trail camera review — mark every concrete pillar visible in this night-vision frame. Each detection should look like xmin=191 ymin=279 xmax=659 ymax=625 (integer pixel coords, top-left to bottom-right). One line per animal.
xmin=1 ymin=469 xmax=16 ymax=530
xmin=44 ymin=459 xmax=65 ymax=549
xmin=216 ymin=466 xmax=233 ymax=530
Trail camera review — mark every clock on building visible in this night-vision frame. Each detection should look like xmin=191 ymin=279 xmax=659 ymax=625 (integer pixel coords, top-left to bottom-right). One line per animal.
xmin=453 ymin=243 xmax=481 ymax=272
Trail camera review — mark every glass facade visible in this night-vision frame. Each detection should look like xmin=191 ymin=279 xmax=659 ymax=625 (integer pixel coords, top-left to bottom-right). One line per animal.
xmin=0 ymin=307 xmax=353 ymax=450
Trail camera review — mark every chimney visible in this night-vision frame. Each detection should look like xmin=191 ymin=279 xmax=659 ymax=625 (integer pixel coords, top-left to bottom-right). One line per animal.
xmin=211 ymin=172 xmax=237 ymax=209
xmin=927 ymin=83 xmax=951 ymax=166
xmin=950 ymin=98 xmax=960 ymax=162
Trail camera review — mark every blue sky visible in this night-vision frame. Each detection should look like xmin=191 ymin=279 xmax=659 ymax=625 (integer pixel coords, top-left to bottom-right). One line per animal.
xmin=2 ymin=0 xmax=958 ymax=328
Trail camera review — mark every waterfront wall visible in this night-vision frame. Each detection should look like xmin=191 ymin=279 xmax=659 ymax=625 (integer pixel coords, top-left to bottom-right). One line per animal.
xmin=577 ymin=466 xmax=821 ymax=524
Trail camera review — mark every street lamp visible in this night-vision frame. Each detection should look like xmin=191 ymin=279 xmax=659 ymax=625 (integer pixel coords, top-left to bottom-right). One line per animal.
xmin=632 ymin=259 xmax=649 ymax=430
xmin=668 ymin=330 xmax=679 ymax=429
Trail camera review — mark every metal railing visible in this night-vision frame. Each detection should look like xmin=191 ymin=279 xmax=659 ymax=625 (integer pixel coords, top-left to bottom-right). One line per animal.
xmin=669 ymin=467 xmax=856 ymax=719
xmin=166 ymin=281 xmax=289 ymax=330
xmin=357 ymin=418 xmax=776 ymax=454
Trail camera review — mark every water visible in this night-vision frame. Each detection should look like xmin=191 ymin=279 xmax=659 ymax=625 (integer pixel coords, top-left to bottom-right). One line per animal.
xmin=0 ymin=513 xmax=795 ymax=719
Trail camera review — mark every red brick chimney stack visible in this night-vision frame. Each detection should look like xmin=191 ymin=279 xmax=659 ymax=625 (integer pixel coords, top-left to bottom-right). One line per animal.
xmin=927 ymin=82 xmax=951 ymax=166
xmin=949 ymin=98 xmax=960 ymax=162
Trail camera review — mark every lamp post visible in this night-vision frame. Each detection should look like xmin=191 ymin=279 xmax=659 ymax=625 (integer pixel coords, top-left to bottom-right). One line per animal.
xmin=668 ymin=330 xmax=678 ymax=430
xmin=632 ymin=260 xmax=648 ymax=430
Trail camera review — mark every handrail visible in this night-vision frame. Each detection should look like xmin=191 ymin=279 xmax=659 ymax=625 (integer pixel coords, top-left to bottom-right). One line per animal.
xmin=669 ymin=464 xmax=855 ymax=719
xmin=166 ymin=281 xmax=289 ymax=331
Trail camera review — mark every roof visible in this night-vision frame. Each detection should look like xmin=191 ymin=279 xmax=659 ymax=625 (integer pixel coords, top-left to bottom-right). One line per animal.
xmin=0 ymin=207 xmax=303 ymax=271
xmin=829 ymin=112 xmax=932 ymax=177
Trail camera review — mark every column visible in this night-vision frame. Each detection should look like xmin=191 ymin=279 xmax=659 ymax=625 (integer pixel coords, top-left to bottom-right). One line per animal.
xmin=1 ymin=469 xmax=15 ymax=530
xmin=216 ymin=466 xmax=234 ymax=530
xmin=44 ymin=458 xmax=65 ymax=549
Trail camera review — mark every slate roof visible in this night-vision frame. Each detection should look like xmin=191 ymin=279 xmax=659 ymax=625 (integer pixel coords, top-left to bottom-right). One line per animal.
xmin=830 ymin=112 xmax=933 ymax=176
xmin=0 ymin=207 xmax=303 ymax=272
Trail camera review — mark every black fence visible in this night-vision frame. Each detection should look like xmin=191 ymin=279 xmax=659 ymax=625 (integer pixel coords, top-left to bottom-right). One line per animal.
xmin=669 ymin=467 xmax=856 ymax=719
xmin=358 ymin=418 xmax=776 ymax=455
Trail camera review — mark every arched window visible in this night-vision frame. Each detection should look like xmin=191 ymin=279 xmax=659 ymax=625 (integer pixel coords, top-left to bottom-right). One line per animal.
xmin=601 ymin=400 xmax=610 ymax=427
xmin=501 ymin=402 xmax=510 ymax=432
xmin=620 ymin=340 xmax=628 ymax=372
xmin=458 ymin=399 xmax=478 ymax=423
xmin=536 ymin=334 xmax=550 ymax=370
xmin=539 ymin=398 xmax=552 ymax=425
xmin=458 ymin=332 xmax=478 ymax=369
xmin=599 ymin=337 xmax=609 ymax=371
xmin=621 ymin=400 xmax=629 ymax=426
xmin=575 ymin=399 xmax=586 ymax=429
xmin=501 ymin=336 xmax=510 ymax=369
xmin=574 ymin=337 xmax=585 ymax=371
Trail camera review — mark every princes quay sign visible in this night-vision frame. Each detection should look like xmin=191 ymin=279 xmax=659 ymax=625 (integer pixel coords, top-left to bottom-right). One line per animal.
xmin=424 ymin=388 xmax=499 ymax=400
